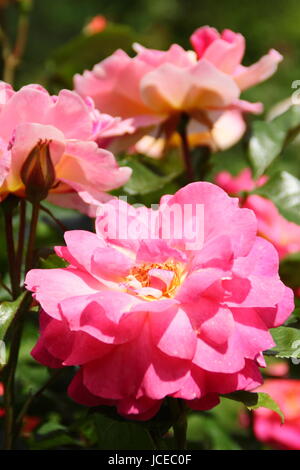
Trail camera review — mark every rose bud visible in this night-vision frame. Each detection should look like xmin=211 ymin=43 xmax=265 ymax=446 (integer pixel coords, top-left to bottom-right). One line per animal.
xmin=21 ymin=139 xmax=56 ymax=204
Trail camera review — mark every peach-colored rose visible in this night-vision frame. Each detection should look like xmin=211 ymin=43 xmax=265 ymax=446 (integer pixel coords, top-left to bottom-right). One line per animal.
xmin=74 ymin=26 xmax=282 ymax=156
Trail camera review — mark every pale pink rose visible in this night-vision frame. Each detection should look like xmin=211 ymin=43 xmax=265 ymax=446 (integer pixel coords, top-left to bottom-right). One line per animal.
xmin=74 ymin=27 xmax=282 ymax=156
xmin=215 ymin=169 xmax=300 ymax=258
xmin=25 ymin=182 xmax=293 ymax=420
xmin=191 ymin=26 xmax=282 ymax=91
xmin=253 ymin=379 xmax=300 ymax=450
xmin=0 ymin=82 xmax=131 ymax=213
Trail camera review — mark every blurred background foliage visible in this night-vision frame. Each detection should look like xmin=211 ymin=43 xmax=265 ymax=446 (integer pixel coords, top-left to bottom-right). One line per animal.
xmin=1 ymin=0 xmax=299 ymax=109
xmin=1 ymin=0 xmax=300 ymax=450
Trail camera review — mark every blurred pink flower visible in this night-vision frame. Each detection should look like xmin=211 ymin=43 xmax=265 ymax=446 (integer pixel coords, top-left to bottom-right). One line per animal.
xmin=25 ymin=182 xmax=293 ymax=420
xmin=264 ymin=361 xmax=289 ymax=378
xmin=0 ymin=83 xmax=131 ymax=214
xmin=253 ymin=379 xmax=300 ymax=450
xmin=83 ymin=15 xmax=107 ymax=36
xmin=215 ymin=168 xmax=300 ymax=258
xmin=74 ymin=26 xmax=282 ymax=156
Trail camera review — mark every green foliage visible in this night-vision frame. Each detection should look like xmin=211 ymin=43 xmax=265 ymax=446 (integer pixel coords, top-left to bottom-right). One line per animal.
xmin=0 ymin=292 xmax=25 ymax=341
xmin=223 ymin=391 xmax=284 ymax=423
xmin=119 ymin=152 xmax=184 ymax=197
xmin=39 ymin=254 xmax=68 ymax=269
xmin=187 ymin=412 xmax=241 ymax=450
xmin=249 ymin=106 xmax=300 ymax=178
xmin=270 ymin=326 xmax=300 ymax=361
xmin=30 ymin=421 xmax=81 ymax=450
xmin=253 ymin=171 xmax=300 ymax=225
xmin=43 ymin=23 xmax=138 ymax=90
xmin=93 ymin=413 xmax=155 ymax=450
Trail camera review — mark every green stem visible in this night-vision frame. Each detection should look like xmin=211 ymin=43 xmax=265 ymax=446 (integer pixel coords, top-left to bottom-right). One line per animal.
xmin=3 ymin=292 xmax=32 ymax=449
xmin=178 ymin=114 xmax=194 ymax=183
xmin=196 ymin=145 xmax=212 ymax=181
xmin=15 ymin=200 xmax=26 ymax=288
xmin=3 ymin=209 xmax=19 ymax=299
xmin=40 ymin=203 xmax=67 ymax=232
xmin=25 ymin=203 xmax=39 ymax=272
xmin=0 ymin=274 xmax=11 ymax=296
xmin=169 ymin=398 xmax=188 ymax=450
xmin=15 ymin=368 xmax=64 ymax=439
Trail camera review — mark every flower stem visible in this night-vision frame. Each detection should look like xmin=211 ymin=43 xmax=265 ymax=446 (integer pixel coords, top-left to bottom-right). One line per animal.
xmin=15 ymin=199 xmax=26 ymax=288
xmin=14 ymin=368 xmax=64 ymax=440
xmin=25 ymin=202 xmax=39 ymax=272
xmin=169 ymin=398 xmax=188 ymax=450
xmin=178 ymin=113 xmax=194 ymax=183
xmin=2 ymin=199 xmax=19 ymax=299
xmin=195 ymin=145 xmax=212 ymax=181
xmin=3 ymin=291 xmax=32 ymax=449
xmin=40 ymin=203 xmax=67 ymax=232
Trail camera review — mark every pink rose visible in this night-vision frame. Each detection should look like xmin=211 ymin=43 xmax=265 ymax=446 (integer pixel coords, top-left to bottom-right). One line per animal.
xmin=253 ymin=379 xmax=300 ymax=450
xmin=25 ymin=182 xmax=293 ymax=420
xmin=0 ymin=83 xmax=131 ymax=214
xmin=215 ymin=169 xmax=300 ymax=258
xmin=74 ymin=26 xmax=282 ymax=155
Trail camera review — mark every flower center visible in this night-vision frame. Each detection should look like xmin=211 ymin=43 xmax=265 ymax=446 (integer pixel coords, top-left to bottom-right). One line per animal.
xmin=125 ymin=261 xmax=183 ymax=300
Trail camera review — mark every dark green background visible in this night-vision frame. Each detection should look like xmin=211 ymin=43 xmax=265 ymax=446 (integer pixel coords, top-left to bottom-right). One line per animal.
xmin=1 ymin=0 xmax=300 ymax=111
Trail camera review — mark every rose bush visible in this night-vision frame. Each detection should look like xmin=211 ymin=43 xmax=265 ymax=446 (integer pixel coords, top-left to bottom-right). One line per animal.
xmin=25 ymin=182 xmax=293 ymax=420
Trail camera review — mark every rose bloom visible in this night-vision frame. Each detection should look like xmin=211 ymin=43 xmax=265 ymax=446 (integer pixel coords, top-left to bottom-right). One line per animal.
xmin=74 ymin=26 xmax=282 ymax=157
xmin=253 ymin=379 xmax=300 ymax=450
xmin=0 ymin=82 xmax=131 ymax=215
xmin=25 ymin=182 xmax=293 ymax=420
xmin=215 ymin=168 xmax=300 ymax=258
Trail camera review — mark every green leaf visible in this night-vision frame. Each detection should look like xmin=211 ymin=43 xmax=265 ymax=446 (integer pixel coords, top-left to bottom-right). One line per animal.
xmin=30 ymin=433 xmax=79 ymax=450
xmin=94 ymin=413 xmax=155 ymax=450
xmin=37 ymin=422 xmax=67 ymax=436
xmin=280 ymin=252 xmax=300 ymax=288
xmin=39 ymin=254 xmax=68 ymax=269
xmin=120 ymin=158 xmax=176 ymax=196
xmin=0 ymin=293 xmax=25 ymax=341
xmin=249 ymin=105 xmax=300 ymax=178
xmin=270 ymin=326 xmax=300 ymax=361
xmin=223 ymin=391 xmax=284 ymax=423
xmin=187 ymin=413 xmax=241 ymax=450
xmin=253 ymin=171 xmax=300 ymax=225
